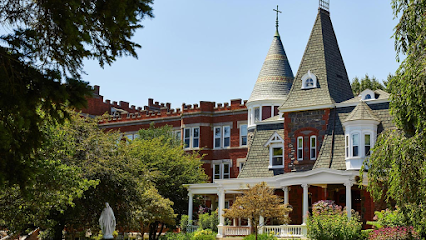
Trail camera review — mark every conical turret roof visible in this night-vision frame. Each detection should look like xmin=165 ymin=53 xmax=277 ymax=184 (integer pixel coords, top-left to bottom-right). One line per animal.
xmin=280 ymin=8 xmax=353 ymax=111
xmin=248 ymin=31 xmax=294 ymax=103
xmin=343 ymin=101 xmax=380 ymax=123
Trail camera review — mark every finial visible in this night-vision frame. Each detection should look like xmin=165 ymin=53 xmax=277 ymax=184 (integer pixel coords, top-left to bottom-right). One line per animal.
xmin=319 ymin=0 xmax=330 ymax=11
xmin=273 ymin=5 xmax=282 ymax=36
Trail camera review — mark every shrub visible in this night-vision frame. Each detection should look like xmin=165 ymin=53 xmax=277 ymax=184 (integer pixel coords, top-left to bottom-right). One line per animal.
xmin=180 ymin=214 xmax=193 ymax=233
xmin=198 ymin=212 xmax=218 ymax=232
xmin=192 ymin=229 xmax=216 ymax=240
xmin=368 ymin=226 xmax=420 ymax=240
xmin=160 ymin=232 xmax=193 ymax=240
xmin=242 ymin=233 xmax=277 ymax=240
xmin=306 ymin=200 xmax=363 ymax=240
xmin=367 ymin=207 xmax=406 ymax=229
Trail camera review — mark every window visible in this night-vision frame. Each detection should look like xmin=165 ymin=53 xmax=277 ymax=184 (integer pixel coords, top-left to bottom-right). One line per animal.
xmin=272 ymin=147 xmax=283 ymax=166
xmin=254 ymin=107 xmax=260 ymax=122
xmin=365 ymin=94 xmax=372 ymax=100
xmin=352 ymin=134 xmax=359 ymax=157
xmin=301 ymin=70 xmax=317 ymax=89
xmin=184 ymin=127 xmax=199 ymax=149
xmin=214 ymin=126 xmax=231 ymax=149
xmin=239 ymin=162 xmax=245 ymax=170
xmin=223 ymin=126 xmax=230 ymax=148
xmin=345 ymin=135 xmax=349 ymax=158
xmin=305 ymin=78 xmax=314 ymax=88
xmin=213 ymin=163 xmax=230 ymax=179
xmin=175 ymin=130 xmax=181 ymax=141
xmin=214 ymin=127 xmax=221 ymax=148
xmin=193 ymin=128 xmax=199 ymax=148
xmin=310 ymin=136 xmax=316 ymax=160
xmin=240 ymin=124 xmax=248 ymax=146
xmin=184 ymin=128 xmax=191 ymax=148
xmin=364 ymin=134 xmax=371 ymax=156
xmin=297 ymin=136 xmax=303 ymax=160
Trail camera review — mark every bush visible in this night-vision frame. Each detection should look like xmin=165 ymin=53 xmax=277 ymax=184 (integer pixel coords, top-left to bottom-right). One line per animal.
xmin=192 ymin=229 xmax=216 ymax=240
xmin=180 ymin=214 xmax=193 ymax=233
xmin=160 ymin=232 xmax=193 ymax=240
xmin=198 ymin=212 xmax=218 ymax=232
xmin=367 ymin=207 xmax=406 ymax=229
xmin=242 ymin=233 xmax=277 ymax=240
xmin=368 ymin=226 xmax=420 ymax=240
xmin=306 ymin=200 xmax=363 ymax=240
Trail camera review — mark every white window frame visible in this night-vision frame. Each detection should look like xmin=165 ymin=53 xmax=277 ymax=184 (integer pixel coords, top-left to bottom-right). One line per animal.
xmin=223 ymin=126 xmax=231 ymax=148
xmin=254 ymin=107 xmax=260 ymax=122
xmin=364 ymin=133 xmax=371 ymax=156
xmin=184 ymin=128 xmax=191 ymax=149
xmin=345 ymin=135 xmax=349 ymax=158
xmin=297 ymin=136 xmax=303 ymax=160
xmin=301 ymin=70 xmax=317 ymax=89
xmin=351 ymin=133 xmax=360 ymax=157
xmin=212 ymin=161 xmax=231 ymax=180
xmin=240 ymin=124 xmax=248 ymax=146
xmin=270 ymin=144 xmax=284 ymax=168
xmin=184 ymin=127 xmax=200 ymax=149
xmin=192 ymin=127 xmax=200 ymax=149
xmin=264 ymin=132 xmax=284 ymax=169
xmin=310 ymin=136 xmax=317 ymax=160
xmin=214 ymin=126 xmax=222 ymax=149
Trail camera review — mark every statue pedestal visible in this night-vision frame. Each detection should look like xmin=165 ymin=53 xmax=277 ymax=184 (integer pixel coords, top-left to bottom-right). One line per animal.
xmin=103 ymin=234 xmax=114 ymax=239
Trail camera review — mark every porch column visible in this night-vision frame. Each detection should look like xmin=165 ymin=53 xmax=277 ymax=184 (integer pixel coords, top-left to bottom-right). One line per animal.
xmin=344 ymin=181 xmax=353 ymax=220
xmin=188 ymin=192 xmax=193 ymax=224
xmin=259 ymin=216 xmax=264 ymax=226
xmin=217 ymin=187 xmax=225 ymax=237
xmin=282 ymin=186 xmax=289 ymax=204
xmin=302 ymin=183 xmax=309 ymax=225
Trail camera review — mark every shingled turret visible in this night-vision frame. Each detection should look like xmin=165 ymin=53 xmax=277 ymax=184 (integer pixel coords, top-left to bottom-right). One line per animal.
xmin=247 ymin=29 xmax=294 ymax=103
xmin=279 ymin=7 xmax=353 ymax=111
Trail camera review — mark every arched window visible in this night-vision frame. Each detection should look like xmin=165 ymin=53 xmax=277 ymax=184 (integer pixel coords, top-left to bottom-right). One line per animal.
xmin=301 ymin=70 xmax=317 ymax=89
xmin=364 ymin=94 xmax=372 ymax=100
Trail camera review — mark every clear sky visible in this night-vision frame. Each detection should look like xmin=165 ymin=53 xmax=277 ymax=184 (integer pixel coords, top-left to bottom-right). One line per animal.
xmin=82 ymin=0 xmax=401 ymax=110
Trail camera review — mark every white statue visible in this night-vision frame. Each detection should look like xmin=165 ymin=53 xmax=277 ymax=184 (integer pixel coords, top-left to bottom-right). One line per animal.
xmin=99 ymin=202 xmax=116 ymax=239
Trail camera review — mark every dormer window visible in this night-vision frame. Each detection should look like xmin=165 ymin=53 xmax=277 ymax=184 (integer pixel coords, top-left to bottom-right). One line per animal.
xmin=264 ymin=132 xmax=284 ymax=169
xmin=360 ymin=89 xmax=376 ymax=101
xmin=301 ymin=70 xmax=317 ymax=89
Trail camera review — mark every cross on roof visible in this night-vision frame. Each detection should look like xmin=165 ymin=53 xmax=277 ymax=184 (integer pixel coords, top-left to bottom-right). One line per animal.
xmin=273 ymin=5 xmax=282 ymax=32
xmin=319 ymin=0 xmax=330 ymax=11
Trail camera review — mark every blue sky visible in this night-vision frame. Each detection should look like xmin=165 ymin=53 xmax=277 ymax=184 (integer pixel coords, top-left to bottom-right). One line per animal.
xmin=82 ymin=1 xmax=400 ymax=110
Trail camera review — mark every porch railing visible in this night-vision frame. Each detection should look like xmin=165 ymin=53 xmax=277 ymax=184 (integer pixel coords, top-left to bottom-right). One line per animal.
xmin=222 ymin=226 xmax=251 ymax=236
xmin=261 ymin=225 xmax=307 ymax=238
xmin=187 ymin=225 xmax=199 ymax=233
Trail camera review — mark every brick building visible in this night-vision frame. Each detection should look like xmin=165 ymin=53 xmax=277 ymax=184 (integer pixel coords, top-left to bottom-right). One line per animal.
xmin=83 ymin=3 xmax=393 ymax=238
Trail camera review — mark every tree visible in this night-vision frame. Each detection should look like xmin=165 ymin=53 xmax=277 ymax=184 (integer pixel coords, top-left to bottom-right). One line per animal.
xmin=127 ymin=124 xmax=208 ymax=240
xmin=0 ymin=0 xmax=154 ymax=188
xmin=351 ymin=74 xmax=386 ymax=96
xmin=223 ymin=182 xmax=292 ymax=240
xmin=0 ymin=112 xmax=176 ymax=240
xmin=362 ymin=0 xmax=426 ymax=238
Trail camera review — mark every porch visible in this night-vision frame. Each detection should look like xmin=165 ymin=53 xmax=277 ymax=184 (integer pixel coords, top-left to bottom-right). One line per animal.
xmin=185 ymin=168 xmax=370 ymax=238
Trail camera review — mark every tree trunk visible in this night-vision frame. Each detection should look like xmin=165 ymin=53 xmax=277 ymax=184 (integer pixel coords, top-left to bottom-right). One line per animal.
xmin=149 ymin=221 xmax=159 ymax=240
xmin=155 ymin=223 xmax=164 ymax=240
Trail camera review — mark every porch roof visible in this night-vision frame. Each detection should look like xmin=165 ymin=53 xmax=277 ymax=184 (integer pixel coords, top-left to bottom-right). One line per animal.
xmin=186 ymin=168 xmax=367 ymax=194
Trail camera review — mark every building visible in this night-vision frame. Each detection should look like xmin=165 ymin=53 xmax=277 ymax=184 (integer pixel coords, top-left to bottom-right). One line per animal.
xmin=82 ymin=2 xmax=393 ymax=238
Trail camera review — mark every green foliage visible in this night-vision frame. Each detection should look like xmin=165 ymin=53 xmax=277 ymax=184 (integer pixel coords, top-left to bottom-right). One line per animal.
xmin=367 ymin=207 xmax=407 ymax=229
xmin=192 ymin=229 xmax=216 ymax=240
xmin=306 ymin=200 xmax=363 ymax=240
xmin=362 ymin=1 xmax=426 ymax=239
xmin=368 ymin=226 xmax=420 ymax=240
xmin=198 ymin=212 xmax=218 ymax=232
xmin=0 ymin=0 xmax=153 ymax=188
xmin=128 ymin=124 xmax=207 ymax=239
xmin=351 ymin=74 xmax=386 ymax=96
xmin=243 ymin=233 xmax=277 ymax=240
xmin=180 ymin=215 xmax=191 ymax=233
xmin=160 ymin=232 xmax=193 ymax=240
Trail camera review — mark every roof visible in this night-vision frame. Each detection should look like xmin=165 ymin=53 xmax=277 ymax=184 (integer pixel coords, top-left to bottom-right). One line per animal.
xmin=314 ymin=102 xmax=394 ymax=170
xmin=340 ymin=89 xmax=390 ymax=104
xmin=238 ymin=129 xmax=285 ymax=178
xmin=279 ymin=8 xmax=353 ymax=111
xmin=343 ymin=101 xmax=380 ymax=123
xmin=248 ymin=31 xmax=294 ymax=103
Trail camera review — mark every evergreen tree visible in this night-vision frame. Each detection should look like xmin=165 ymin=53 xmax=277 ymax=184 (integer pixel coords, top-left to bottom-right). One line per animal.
xmin=351 ymin=74 xmax=386 ymax=96
xmin=0 ymin=0 xmax=154 ymax=188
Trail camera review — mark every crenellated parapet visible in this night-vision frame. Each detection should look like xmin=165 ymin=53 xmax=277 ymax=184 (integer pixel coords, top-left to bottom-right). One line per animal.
xmin=83 ymin=86 xmax=247 ymax=125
